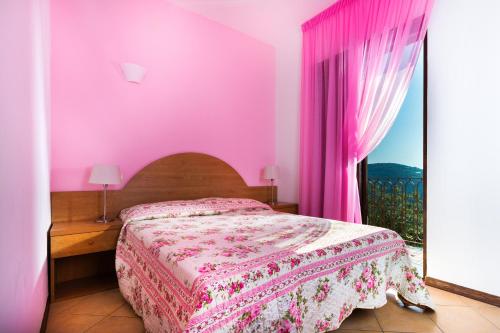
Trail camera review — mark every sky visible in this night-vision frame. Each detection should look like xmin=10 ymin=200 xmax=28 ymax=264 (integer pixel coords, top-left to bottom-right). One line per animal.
xmin=368 ymin=51 xmax=424 ymax=169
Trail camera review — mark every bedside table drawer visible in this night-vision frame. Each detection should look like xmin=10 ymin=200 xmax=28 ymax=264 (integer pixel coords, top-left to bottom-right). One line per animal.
xmin=51 ymin=229 xmax=121 ymax=258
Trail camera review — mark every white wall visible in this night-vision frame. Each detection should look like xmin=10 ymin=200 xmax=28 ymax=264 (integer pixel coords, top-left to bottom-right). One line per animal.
xmin=275 ymin=40 xmax=302 ymax=202
xmin=427 ymin=0 xmax=500 ymax=296
xmin=0 ymin=0 xmax=51 ymax=330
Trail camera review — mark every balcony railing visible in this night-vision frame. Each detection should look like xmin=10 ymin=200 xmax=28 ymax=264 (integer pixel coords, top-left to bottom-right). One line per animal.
xmin=367 ymin=177 xmax=423 ymax=246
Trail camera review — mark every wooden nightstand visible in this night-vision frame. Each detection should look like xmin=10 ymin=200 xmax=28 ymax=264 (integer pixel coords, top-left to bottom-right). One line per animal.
xmin=270 ymin=202 xmax=299 ymax=214
xmin=49 ymin=219 xmax=123 ymax=302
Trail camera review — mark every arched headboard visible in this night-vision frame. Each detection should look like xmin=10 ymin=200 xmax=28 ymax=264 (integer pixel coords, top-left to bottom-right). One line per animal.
xmin=51 ymin=153 xmax=275 ymax=222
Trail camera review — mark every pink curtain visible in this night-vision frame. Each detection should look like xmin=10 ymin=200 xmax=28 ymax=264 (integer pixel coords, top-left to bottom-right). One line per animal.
xmin=299 ymin=0 xmax=434 ymax=223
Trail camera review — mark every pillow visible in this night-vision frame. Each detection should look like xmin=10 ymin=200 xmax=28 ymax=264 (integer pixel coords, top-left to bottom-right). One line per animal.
xmin=120 ymin=197 xmax=271 ymax=223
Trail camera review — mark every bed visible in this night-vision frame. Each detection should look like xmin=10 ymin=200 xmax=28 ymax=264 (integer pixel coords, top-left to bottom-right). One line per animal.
xmin=110 ymin=154 xmax=433 ymax=333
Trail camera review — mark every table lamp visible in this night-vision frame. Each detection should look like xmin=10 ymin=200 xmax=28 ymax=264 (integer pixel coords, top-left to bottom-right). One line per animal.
xmin=264 ymin=165 xmax=278 ymax=206
xmin=89 ymin=164 xmax=122 ymax=223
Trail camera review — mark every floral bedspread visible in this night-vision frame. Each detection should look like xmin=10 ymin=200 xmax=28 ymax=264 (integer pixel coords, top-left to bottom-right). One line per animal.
xmin=116 ymin=202 xmax=433 ymax=333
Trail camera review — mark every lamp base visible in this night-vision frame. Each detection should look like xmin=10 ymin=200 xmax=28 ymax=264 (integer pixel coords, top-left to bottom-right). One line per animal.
xmin=96 ymin=216 xmax=114 ymax=223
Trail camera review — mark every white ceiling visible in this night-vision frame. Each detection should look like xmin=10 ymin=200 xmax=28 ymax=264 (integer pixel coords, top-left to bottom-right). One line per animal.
xmin=167 ymin=0 xmax=338 ymax=46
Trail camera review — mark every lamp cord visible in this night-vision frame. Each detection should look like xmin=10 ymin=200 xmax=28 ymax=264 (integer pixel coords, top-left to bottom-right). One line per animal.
xmin=271 ymin=179 xmax=275 ymax=206
xmin=103 ymin=184 xmax=108 ymax=222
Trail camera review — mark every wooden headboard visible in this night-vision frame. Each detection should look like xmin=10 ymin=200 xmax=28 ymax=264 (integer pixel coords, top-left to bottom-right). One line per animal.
xmin=51 ymin=153 xmax=276 ymax=223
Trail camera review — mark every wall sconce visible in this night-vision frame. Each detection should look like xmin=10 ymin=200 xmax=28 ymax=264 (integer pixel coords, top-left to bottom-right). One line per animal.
xmin=120 ymin=62 xmax=146 ymax=83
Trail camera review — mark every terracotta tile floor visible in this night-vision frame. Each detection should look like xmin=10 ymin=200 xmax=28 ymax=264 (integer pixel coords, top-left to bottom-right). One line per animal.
xmin=46 ymin=288 xmax=500 ymax=333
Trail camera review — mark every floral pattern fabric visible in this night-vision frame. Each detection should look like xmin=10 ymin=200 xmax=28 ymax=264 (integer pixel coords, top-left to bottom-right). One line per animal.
xmin=116 ymin=202 xmax=433 ymax=333
xmin=120 ymin=197 xmax=271 ymax=223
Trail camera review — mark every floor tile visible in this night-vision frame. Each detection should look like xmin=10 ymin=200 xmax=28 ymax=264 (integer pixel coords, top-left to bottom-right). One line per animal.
xmin=335 ymin=330 xmax=381 ymax=333
xmin=427 ymin=287 xmax=468 ymax=306
xmin=70 ymin=289 xmax=124 ymax=316
xmin=339 ymin=309 xmax=381 ymax=331
xmin=474 ymin=305 xmax=500 ymax=329
xmin=46 ymin=312 xmax=104 ymax=333
xmin=373 ymin=295 xmax=442 ymax=333
xmin=85 ymin=316 xmax=145 ymax=333
xmin=458 ymin=295 xmax=497 ymax=309
xmin=429 ymin=305 xmax=499 ymax=333
xmin=49 ymin=297 xmax=83 ymax=316
xmin=47 ymin=287 xmax=500 ymax=333
xmin=110 ymin=302 xmax=139 ymax=318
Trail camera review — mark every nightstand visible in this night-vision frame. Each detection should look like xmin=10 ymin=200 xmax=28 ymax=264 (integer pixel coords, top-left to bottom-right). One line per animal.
xmin=49 ymin=219 xmax=123 ymax=302
xmin=270 ymin=202 xmax=299 ymax=214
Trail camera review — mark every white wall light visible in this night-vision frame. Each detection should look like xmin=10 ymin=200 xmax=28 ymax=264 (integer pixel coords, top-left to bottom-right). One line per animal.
xmin=120 ymin=62 xmax=146 ymax=83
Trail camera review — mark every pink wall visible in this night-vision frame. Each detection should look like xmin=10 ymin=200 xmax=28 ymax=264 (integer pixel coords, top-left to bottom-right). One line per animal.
xmin=51 ymin=0 xmax=275 ymax=191
xmin=0 ymin=0 xmax=51 ymax=331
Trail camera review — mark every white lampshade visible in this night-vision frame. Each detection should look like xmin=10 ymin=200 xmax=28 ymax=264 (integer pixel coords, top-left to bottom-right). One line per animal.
xmin=89 ymin=164 xmax=122 ymax=185
xmin=120 ymin=62 xmax=146 ymax=83
xmin=264 ymin=165 xmax=279 ymax=180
